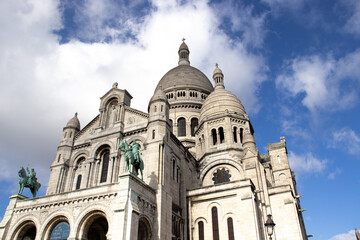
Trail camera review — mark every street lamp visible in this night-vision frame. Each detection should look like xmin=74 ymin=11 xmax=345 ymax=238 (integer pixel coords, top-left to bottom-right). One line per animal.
xmin=264 ymin=214 xmax=276 ymax=240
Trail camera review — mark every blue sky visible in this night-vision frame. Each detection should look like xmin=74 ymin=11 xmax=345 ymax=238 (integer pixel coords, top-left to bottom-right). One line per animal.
xmin=0 ymin=0 xmax=359 ymax=239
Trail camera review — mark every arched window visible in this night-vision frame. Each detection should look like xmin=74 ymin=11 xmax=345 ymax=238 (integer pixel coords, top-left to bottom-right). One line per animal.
xmin=177 ymin=118 xmax=186 ymax=137
xmin=50 ymin=221 xmax=70 ymax=240
xmin=211 ymin=129 xmax=217 ymax=145
xmin=198 ymin=221 xmax=204 ymax=240
xmin=100 ymin=152 xmax=110 ymax=183
xmin=64 ymin=132 xmax=67 ymax=138
xmin=16 ymin=222 xmax=36 ymax=240
xmin=138 ymin=218 xmax=151 ymax=240
xmin=177 ymin=167 xmax=180 ymax=183
xmin=152 ymin=130 xmax=155 ymax=139
xmin=172 ymin=160 xmax=176 ymax=180
xmin=212 ymin=207 xmax=219 ymax=240
xmin=219 ymin=127 xmax=225 ymax=144
xmin=161 ymin=105 xmax=163 ymax=112
xmin=69 ymin=131 xmax=72 ymax=138
xmin=227 ymin=217 xmax=235 ymax=240
xmin=233 ymin=127 xmax=238 ymax=143
xmin=240 ymin=128 xmax=244 ymax=143
xmin=169 ymin=119 xmax=173 ymax=133
xmin=191 ymin=118 xmax=199 ymax=137
xmin=154 ymin=106 xmax=157 ymax=112
xmin=76 ymin=175 xmax=82 ymax=190
xmin=57 ymin=154 xmax=61 ymax=162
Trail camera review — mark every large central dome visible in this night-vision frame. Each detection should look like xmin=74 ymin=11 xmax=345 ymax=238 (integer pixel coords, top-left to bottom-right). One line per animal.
xmin=154 ymin=40 xmax=213 ymax=94
xmin=155 ymin=65 xmax=214 ymax=93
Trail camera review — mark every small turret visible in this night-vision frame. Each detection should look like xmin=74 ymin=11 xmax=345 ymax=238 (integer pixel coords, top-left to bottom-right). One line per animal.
xmin=242 ymin=128 xmax=256 ymax=151
xmin=213 ymin=63 xmax=224 ymax=89
xmin=147 ymin=89 xmax=170 ymax=141
xmin=178 ymin=38 xmax=190 ymax=66
xmin=148 ymin=89 xmax=169 ymax=123
xmin=48 ymin=113 xmax=80 ymax=195
xmin=63 ymin=112 xmax=80 ymax=142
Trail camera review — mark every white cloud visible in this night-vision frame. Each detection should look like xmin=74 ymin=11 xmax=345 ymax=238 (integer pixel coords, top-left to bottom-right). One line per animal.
xmin=329 ymin=230 xmax=356 ymax=240
xmin=343 ymin=0 xmax=360 ymax=37
xmin=276 ymin=53 xmax=359 ymax=112
xmin=281 ymin=118 xmax=310 ymax=139
xmin=0 ymin=0 xmax=268 ymax=190
xmin=212 ymin=0 xmax=267 ymax=48
xmin=330 ymin=128 xmax=360 ymax=155
xmin=288 ymin=151 xmax=327 ymax=174
xmin=328 ymin=168 xmax=342 ymax=180
xmin=261 ymin=0 xmax=306 ymax=12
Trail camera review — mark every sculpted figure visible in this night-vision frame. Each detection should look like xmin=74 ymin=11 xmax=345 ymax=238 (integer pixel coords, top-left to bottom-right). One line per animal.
xmin=118 ymin=140 xmax=144 ymax=180
xmin=131 ymin=140 xmax=144 ymax=180
xmin=18 ymin=167 xmax=41 ymax=198
xmin=109 ymin=105 xmax=118 ymax=125
xmin=27 ymin=167 xmax=37 ymax=189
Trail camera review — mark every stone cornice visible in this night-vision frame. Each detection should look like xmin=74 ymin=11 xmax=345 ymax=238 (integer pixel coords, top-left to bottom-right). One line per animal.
xmin=75 ymin=115 xmax=100 ymax=140
xmin=13 ymin=192 xmax=118 ymax=214
xmin=124 ymin=106 xmax=149 ymax=118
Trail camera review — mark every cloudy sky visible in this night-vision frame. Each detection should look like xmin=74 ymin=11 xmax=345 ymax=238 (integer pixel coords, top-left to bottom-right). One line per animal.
xmin=0 ymin=0 xmax=359 ymax=239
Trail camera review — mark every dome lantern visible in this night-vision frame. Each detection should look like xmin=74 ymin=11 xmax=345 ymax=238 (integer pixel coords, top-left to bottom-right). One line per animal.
xmin=213 ymin=63 xmax=224 ymax=89
xmin=178 ymin=38 xmax=190 ymax=66
xmin=66 ymin=112 xmax=80 ymax=131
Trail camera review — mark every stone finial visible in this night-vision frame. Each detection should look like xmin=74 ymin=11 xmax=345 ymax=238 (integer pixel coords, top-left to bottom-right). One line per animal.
xmin=178 ymin=39 xmax=190 ymax=66
xmin=213 ymin=63 xmax=224 ymax=89
xmin=112 ymin=82 xmax=118 ymax=88
xmin=355 ymin=228 xmax=360 ymax=240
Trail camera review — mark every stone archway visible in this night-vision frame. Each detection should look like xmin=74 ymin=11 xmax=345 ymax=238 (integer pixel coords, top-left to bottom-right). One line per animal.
xmin=87 ymin=216 xmax=108 ymax=240
xmin=12 ymin=221 xmax=36 ymax=240
xmin=137 ymin=217 xmax=151 ymax=240
xmin=78 ymin=211 xmax=109 ymax=240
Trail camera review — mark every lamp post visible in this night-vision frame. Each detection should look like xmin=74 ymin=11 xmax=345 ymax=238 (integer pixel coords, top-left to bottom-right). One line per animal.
xmin=264 ymin=214 xmax=276 ymax=240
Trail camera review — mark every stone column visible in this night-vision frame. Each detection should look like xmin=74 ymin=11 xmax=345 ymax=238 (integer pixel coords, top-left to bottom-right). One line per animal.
xmin=86 ymin=159 xmax=93 ymax=188
xmin=93 ymin=159 xmax=100 ymax=186
xmin=55 ymin=167 xmax=64 ymax=193
xmin=108 ymin=156 xmax=114 ymax=183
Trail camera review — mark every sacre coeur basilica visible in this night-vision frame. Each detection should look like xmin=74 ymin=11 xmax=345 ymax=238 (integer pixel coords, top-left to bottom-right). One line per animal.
xmin=0 ymin=41 xmax=308 ymax=240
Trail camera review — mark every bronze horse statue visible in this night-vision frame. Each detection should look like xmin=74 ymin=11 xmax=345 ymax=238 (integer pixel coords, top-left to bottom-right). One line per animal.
xmin=118 ymin=140 xmax=144 ymax=180
xmin=18 ymin=167 xmax=41 ymax=198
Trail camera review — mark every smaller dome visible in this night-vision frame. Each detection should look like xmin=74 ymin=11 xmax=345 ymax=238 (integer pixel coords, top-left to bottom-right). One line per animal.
xmin=200 ymin=88 xmax=246 ymax=123
xmin=150 ymin=89 xmax=167 ymax=102
xmin=179 ymin=41 xmax=189 ymax=52
xmin=213 ymin=63 xmax=223 ymax=75
xmin=66 ymin=113 xmax=80 ymax=130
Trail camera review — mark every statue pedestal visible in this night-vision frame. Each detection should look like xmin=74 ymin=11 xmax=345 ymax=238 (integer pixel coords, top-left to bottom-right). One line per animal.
xmin=0 ymin=194 xmax=28 ymax=238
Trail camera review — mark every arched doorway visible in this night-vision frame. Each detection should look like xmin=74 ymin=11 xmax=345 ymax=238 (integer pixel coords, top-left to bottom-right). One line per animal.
xmin=12 ymin=221 xmax=36 ymax=240
xmin=78 ymin=211 xmax=109 ymax=240
xmin=138 ymin=217 xmax=151 ymax=240
xmin=87 ymin=216 xmax=108 ymax=240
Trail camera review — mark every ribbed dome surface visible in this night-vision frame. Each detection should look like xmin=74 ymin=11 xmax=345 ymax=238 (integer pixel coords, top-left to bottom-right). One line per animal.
xmin=155 ymin=65 xmax=214 ymax=93
xmin=200 ymin=88 xmax=246 ymax=122
xmin=179 ymin=42 xmax=189 ymax=51
xmin=150 ymin=89 xmax=167 ymax=102
xmin=66 ymin=113 xmax=80 ymax=130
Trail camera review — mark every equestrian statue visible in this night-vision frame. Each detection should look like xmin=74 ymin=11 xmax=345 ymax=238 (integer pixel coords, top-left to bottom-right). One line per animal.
xmin=118 ymin=140 xmax=144 ymax=180
xmin=18 ymin=167 xmax=41 ymax=198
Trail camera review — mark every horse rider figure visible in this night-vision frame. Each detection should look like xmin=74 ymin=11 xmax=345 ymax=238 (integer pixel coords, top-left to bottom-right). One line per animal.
xmin=131 ymin=140 xmax=141 ymax=164
xmin=27 ymin=167 xmax=37 ymax=189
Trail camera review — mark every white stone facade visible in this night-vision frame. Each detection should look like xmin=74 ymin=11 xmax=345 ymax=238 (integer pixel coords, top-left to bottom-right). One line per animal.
xmin=0 ymin=41 xmax=308 ymax=240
